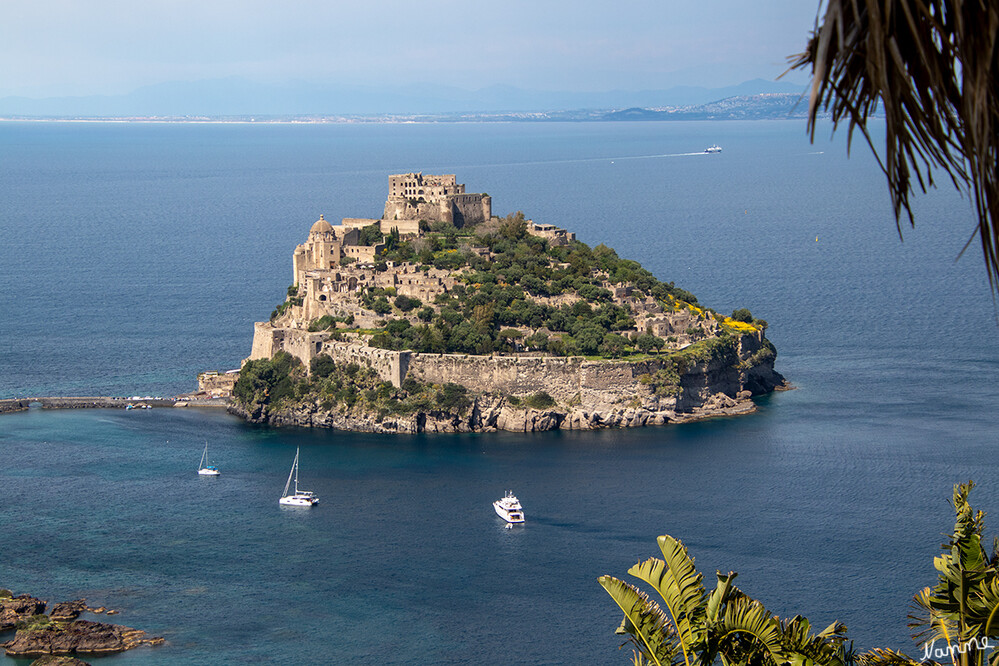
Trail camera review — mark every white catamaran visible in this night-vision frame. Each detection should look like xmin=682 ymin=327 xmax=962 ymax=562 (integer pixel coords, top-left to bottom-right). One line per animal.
xmin=198 ymin=443 xmax=220 ymax=476
xmin=279 ymin=447 xmax=318 ymax=507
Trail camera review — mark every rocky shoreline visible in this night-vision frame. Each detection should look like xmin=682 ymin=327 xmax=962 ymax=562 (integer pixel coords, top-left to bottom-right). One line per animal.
xmin=0 ymin=591 xmax=163 ymax=661
xmin=229 ymin=387 xmax=784 ymax=433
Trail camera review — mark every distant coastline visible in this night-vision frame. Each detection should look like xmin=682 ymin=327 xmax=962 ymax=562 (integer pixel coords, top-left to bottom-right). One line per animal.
xmin=0 ymin=92 xmax=813 ymax=125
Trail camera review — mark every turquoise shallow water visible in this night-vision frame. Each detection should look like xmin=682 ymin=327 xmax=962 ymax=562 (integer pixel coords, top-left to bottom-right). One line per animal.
xmin=1 ymin=120 xmax=998 ymax=663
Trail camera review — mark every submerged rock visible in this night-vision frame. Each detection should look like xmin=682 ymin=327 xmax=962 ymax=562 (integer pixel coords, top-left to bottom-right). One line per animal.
xmin=30 ymin=656 xmax=91 ymax=666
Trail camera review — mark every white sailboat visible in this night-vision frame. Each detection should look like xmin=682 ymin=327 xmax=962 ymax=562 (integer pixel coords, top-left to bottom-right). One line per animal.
xmin=279 ymin=447 xmax=318 ymax=506
xmin=198 ymin=442 xmax=220 ymax=476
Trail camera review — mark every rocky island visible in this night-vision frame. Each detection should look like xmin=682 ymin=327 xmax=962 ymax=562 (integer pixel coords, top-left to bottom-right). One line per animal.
xmin=230 ymin=172 xmax=786 ymax=433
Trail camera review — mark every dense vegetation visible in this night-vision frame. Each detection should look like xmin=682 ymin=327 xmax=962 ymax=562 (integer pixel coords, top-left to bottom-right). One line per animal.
xmin=301 ymin=213 xmax=763 ymax=360
xmin=235 ymin=351 xmax=475 ymax=420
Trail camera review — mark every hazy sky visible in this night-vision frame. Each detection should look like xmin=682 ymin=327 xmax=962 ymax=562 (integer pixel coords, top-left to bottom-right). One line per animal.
xmin=1 ymin=1 xmax=821 ymax=98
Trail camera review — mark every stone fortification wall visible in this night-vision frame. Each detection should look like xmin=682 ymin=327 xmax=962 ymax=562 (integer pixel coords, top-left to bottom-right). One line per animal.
xmin=341 ymin=218 xmax=380 ymax=230
xmin=383 ymin=193 xmax=490 ymax=228
xmin=252 ymin=320 xmax=775 ymax=415
xmin=319 ymin=340 xmax=409 ymax=387
xmin=407 ymin=353 xmax=584 ymax=402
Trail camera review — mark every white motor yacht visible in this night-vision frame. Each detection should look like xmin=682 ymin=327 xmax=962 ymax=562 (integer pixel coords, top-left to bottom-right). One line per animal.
xmin=493 ymin=491 xmax=525 ymax=523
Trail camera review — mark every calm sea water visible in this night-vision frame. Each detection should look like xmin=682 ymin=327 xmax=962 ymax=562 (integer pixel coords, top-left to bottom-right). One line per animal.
xmin=1 ymin=120 xmax=998 ymax=664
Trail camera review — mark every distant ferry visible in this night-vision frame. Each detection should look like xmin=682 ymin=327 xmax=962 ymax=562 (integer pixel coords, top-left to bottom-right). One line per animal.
xmin=705 ymin=145 xmax=722 ymax=154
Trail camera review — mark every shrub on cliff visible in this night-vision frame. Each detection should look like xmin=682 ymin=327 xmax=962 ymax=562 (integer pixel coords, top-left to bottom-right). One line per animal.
xmin=233 ymin=351 xmax=303 ymax=407
xmin=358 ymin=223 xmax=383 ymax=246
xmin=436 ymin=383 xmax=471 ymax=413
xmin=310 ymin=354 xmax=337 ymax=379
xmin=308 ymin=315 xmax=336 ymax=332
xmin=635 ymin=333 xmax=664 ymax=354
xmin=523 ymin=391 xmax=555 ymax=410
xmin=371 ymin=297 xmax=392 ymax=315
xmin=599 ymin=333 xmax=629 ymax=359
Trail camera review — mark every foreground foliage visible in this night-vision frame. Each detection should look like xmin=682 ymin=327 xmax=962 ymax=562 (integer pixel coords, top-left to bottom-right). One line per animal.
xmin=792 ymin=1 xmax=999 ymax=291
xmin=601 ymin=481 xmax=999 ymax=666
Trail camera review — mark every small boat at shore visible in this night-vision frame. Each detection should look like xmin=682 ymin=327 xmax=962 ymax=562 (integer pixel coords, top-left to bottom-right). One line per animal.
xmin=279 ymin=447 xmax=318 ymax=507
xmin=198 ymin=442 xmax=220 ymax=476
xmin=494 ymin=491 xmax=525 ymax=523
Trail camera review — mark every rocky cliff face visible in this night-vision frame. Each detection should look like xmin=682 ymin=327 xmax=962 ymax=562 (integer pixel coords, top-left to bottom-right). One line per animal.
xmin=229 ymin=332 xmax=786 ymax=434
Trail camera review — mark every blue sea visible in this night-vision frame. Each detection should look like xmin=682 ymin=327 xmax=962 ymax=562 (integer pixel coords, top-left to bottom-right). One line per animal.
xmin=1 ymin=120 xmax=998 ymax=664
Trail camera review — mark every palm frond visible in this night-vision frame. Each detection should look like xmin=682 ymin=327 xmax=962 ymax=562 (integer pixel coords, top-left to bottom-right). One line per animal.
xmin=600 ymin=574 xmax=681 ymax=666
xmin=781 ymin=616 xmax=851 ymax=666
xmin=791 ymin=0 xmax=999 ymax=292
xmin=624 ymin=536 xmax=708 ymax=664
xmin=855 ymin=647 xmax=925 ymax=666
xmin=709 ymin=595 xmax=786 ymax=666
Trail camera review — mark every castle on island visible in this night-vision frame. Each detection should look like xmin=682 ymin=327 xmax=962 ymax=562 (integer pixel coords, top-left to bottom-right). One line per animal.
xmin=288 ymin=173 xmax=573 ymax=323
xmin=232 ymin=171 xmax=783 ymax=430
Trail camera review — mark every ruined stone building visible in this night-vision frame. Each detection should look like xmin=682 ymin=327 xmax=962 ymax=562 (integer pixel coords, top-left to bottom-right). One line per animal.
xmin=383 ymin=172 xmax=491 ymax=228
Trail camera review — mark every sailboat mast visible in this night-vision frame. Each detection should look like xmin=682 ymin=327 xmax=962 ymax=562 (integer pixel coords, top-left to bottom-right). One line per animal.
xmin=293 ymin=448 xmax=300 ymax=493
xmin=282 ymin=448 xmax=298 ymax=498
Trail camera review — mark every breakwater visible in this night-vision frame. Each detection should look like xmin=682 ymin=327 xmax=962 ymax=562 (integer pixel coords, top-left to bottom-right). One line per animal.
xmin=0 ymin=397 xmax=228 ymax=414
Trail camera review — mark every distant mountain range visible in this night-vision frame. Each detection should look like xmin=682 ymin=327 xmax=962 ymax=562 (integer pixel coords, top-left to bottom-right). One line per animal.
xmin=0 ymin=77 xmax=807 ymax=118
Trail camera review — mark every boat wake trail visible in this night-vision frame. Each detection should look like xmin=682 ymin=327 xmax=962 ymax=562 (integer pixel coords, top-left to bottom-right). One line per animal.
xmin=459 ymin=151 xmax=710 ymax=170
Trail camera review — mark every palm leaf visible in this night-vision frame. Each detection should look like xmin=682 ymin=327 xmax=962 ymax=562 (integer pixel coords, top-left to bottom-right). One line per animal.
xmin=709 ymin=595 xmax=786 ymax=666
xmin=790 ymin=1 xmax=999 ymax=292
xmin=706 ymin=571 xmax=738 ymax=624
xmin=599 ymin=574 xmax=681 ymax=666
xmin=624 ymin=536 xmax=708 ymax=666
xmin=781 ymin=616 xmax=851 ymax=666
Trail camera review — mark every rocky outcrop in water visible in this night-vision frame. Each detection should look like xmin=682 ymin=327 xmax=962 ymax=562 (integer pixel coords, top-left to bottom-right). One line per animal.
xmin=1 ymin=619 xmax=163 ymax=658
xmin=48 ymin=601 xmax=88 ymax=622
xmin=0 ymin=591 xmax=163 ymax=659
xmin=0 ymin=593 xmax=47 ymax=630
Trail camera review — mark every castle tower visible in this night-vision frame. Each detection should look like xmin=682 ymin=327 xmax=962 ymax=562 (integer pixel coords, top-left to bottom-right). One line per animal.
xmin=293 ymin=215 xmax=341 ymax=285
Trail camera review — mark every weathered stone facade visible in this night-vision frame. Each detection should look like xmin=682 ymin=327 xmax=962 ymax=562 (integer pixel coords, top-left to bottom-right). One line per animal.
xmin=383 ymin=172 xmax=491 ymax=227
xmin=197 ymin=370 xmax=240 ymax=397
